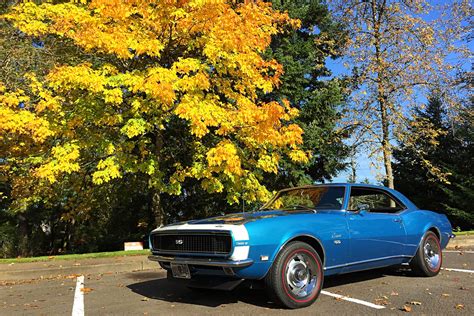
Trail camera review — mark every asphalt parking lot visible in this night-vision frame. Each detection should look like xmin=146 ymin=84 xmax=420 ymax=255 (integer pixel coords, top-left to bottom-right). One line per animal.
xmin=1 ymin=251 xmax=473 ymax=315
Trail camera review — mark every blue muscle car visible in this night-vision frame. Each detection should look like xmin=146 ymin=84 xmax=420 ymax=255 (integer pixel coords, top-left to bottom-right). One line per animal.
xmin=148 ymin=183 xmax=454 ymax=309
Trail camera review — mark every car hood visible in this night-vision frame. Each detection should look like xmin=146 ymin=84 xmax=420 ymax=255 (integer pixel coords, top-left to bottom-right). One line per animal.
xmin=164 ymin=209 xmax=317 ymax=227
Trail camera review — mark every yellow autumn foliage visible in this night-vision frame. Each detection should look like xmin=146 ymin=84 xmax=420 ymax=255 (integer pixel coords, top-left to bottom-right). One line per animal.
xmin=1 ymin=0 xmax=307 ymax=207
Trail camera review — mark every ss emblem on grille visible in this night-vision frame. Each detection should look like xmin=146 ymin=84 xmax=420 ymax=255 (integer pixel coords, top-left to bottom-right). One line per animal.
xmin=175 ymin=239 xmax=184 ymax=245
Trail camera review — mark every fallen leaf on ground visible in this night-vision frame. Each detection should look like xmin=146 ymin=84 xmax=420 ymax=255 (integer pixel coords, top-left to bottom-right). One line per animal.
xmin=81 ymin=287 xmax=93 ymax=294
xmin=442 ymin=293 xmax=450 ymax=297
xmin=141 ymin=297 xmax=148 ymax=301
xmin=459 ymin=286 xmax=469 ymax=290
xmin=402 ymin=305 xmax=412 ymax=312
xmin=455 ymin=304 xmax=464 ymax=310
xmin=375 ymin=298 xmax=389 ymax=306
xmin=409 ymin=301 xmax=422 ymax=305
xmin=391 ymin=291 xmax=399 ymax=296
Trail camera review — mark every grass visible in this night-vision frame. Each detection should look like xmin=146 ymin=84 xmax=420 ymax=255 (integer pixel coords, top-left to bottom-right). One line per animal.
xmin=0 ymin=249 xmax=151 ymax=264
xmin=454 ymin=230 xmax=474 ymax=236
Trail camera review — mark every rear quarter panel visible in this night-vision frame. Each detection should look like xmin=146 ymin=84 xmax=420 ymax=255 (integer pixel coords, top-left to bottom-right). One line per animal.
xmin=401 ymin=209 xmax=452 ymax=256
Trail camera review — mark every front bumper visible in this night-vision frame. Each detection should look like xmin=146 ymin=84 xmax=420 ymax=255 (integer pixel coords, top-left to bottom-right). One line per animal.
xmin=148 ymin=255 xmax=253 ymax=268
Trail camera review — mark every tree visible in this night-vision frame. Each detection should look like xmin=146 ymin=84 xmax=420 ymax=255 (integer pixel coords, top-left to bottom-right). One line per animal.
xmin=1 ymin=0 xmax=308 ymax=231
xmin=394 ymin=95 xmax=474 ymax=229
xmin=328 ymin=0 xmax=470 ymax=188
xmin=262 ymin=0 xmax=350 ymax=190
xmin=151 ymin=0 xmax=352 ymax=220
xmin=441 ymin=102 xmax=474 ymax=229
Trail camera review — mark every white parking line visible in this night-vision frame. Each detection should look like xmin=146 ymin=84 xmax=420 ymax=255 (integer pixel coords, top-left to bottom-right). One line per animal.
xmin=72 ymin=275 xmax=85 ymax=316
xmin=444 ymin=250 xmax=474 ymax=254
xmin=321 ymin=290 xmax=385 ymax=309
xmin=442 ymin=268 xmax=474 ymax=273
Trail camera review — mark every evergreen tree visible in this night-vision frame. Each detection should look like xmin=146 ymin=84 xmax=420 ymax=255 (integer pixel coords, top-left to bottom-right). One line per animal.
xmin=394 ymin=95 xmax=474 ymax=229
xmin=261 ymin=0 xmax=349 ymax=190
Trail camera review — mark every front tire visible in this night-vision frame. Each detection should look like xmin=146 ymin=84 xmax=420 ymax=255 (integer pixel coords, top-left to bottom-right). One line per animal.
xmin=410 ymin=231 xmax=442 ymax=277
xmin=264 ymin=241 xmax=323 ymax=309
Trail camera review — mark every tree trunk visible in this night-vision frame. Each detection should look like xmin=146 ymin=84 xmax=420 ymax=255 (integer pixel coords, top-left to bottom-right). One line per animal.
xmin=380 ymin=102 xmax=394 ymax=189
xmin=17 ymin=214 xmax=29 ymax=257
xmin=371 ymin=0 xmax=394 ymax=189
xmin=349 ymin=145 xmax=357 ymax=183
xmin=151 ymin=189 xmax=165 ymax=227
xmin=150 ymin=130 xmax=166 ymax=227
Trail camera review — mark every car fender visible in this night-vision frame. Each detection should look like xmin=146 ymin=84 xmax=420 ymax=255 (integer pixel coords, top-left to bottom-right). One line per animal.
xmin=254 ymin=231 xmax=326 ymax=279
xmin=271 ymin=231 xmax=325 ymax=263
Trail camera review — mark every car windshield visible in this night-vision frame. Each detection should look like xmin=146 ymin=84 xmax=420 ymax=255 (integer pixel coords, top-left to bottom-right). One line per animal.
xmin=262 ymin=186 xmax=345 ymax=211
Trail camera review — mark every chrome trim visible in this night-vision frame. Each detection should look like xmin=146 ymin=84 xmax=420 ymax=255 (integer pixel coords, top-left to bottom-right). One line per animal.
xmin=148 ymin=255 xmax=253 ymax=268
xmin=285 ymin=251 xmax=319 ymax=299
xmin=324 ymin=255 xmax=413 ymax=270
xmin=424 ymin=237 xmax=441 ymax=270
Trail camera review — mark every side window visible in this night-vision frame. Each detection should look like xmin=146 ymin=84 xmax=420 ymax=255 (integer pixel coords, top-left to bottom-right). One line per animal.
xmin=348 ymin=188 xmax=404 ymax=213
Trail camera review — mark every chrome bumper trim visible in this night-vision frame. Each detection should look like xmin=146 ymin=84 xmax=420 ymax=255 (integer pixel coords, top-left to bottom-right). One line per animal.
xmin=148 ymin=255 xmax=253 ymax=268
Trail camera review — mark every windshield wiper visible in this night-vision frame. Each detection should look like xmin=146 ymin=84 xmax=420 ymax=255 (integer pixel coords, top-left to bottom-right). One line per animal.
xmin=283 ymin=205 xmax=315 ymax=211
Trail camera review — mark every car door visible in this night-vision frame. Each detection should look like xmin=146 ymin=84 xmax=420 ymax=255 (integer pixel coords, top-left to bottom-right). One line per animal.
xmin=344 ymin=187 xmax=407 ymax=271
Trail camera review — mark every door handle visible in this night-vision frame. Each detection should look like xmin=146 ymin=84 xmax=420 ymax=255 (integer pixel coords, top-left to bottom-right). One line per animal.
xmin=393 ymin=218 xmax=402 ymax=223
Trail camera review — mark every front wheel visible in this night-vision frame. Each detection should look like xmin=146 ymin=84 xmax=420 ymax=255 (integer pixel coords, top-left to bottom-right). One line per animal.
xmin=410 ymin=231 xmax=442 ymax=277
xmin=264 ymin=241 xmax=323 ymax=309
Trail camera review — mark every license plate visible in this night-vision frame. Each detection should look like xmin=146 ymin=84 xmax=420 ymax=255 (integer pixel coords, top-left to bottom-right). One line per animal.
xmin=170 ymin=263 xmax=191 ymax=279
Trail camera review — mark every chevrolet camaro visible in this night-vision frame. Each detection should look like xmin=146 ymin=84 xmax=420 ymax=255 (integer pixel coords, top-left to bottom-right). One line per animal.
xmin=148 ymin=183 xmax=454 ymax=309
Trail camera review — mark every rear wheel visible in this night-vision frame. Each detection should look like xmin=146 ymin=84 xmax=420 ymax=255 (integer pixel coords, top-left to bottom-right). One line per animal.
xmin=410 ymin=231 xmax=442 ymax=277
xmin=264 ymin=241 xmax=323 ymax=309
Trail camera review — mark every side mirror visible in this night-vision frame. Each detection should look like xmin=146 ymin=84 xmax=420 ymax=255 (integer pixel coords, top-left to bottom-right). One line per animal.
xmin=355 ymin=204 xmax=369 ymax=214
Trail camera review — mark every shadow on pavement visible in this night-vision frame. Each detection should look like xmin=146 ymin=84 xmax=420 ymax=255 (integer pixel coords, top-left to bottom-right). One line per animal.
xmin=127 ymin=277 xmax=276 ymax=308
xmin=126 ymin=266 xmax=414 ymax=308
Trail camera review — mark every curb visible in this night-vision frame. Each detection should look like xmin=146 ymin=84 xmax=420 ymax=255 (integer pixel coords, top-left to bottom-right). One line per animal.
xmin=446 ymin=235 xmax=474 ymax=250
xmin=0 ymin=255 xmax=159 ymax=281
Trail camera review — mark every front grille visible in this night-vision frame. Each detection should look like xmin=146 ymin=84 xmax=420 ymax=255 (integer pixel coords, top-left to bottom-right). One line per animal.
xmin=151 ymin=231 xmax=232 ymax=255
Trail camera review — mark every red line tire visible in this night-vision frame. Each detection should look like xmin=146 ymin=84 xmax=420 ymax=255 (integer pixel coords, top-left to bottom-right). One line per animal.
xmin=410 ymin=231 xmax=442 ymax=277
xmin=264 ymin=241 xmax=323 ymax=309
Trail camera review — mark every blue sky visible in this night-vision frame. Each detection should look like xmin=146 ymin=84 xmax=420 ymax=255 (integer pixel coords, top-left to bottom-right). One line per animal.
xmin=320 ymin=7 xmax=472 ymax=185
xmin=322 ymin=57 xmax=380 ymax=184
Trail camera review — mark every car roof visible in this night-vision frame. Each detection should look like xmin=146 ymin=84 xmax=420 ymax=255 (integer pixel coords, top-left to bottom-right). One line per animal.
xmin=283 ymin=183 xmax=386 ymax=189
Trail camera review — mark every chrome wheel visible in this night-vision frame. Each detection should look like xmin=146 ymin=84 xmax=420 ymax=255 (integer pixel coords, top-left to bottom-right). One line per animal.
xmin=285 ymin=252 xmax=318 ymax=298
xmin=424 ymin=237 xmax=441 ymax=271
